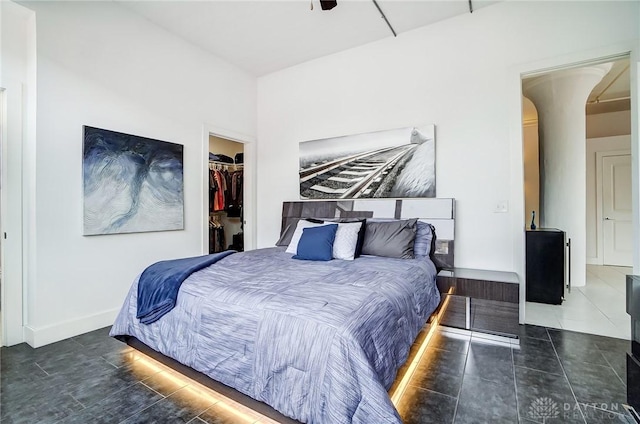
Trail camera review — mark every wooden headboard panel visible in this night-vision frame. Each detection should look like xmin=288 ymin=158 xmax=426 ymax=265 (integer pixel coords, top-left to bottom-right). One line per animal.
xmin=281 ymin=198 xmax=455 ymax=269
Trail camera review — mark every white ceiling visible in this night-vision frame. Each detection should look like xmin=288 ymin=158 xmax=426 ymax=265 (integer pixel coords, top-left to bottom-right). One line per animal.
xmin=117 ymin=0 xmax=498 ymax=76
xmin=522 ymin=58 xmax=631 ymax=120
xmin=586 ymin=58 xmax=630 ymax=115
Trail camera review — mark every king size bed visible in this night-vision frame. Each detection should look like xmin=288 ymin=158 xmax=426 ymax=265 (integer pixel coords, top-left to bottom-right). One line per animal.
xmin=110 ymin=199 xmax=455 ymax=424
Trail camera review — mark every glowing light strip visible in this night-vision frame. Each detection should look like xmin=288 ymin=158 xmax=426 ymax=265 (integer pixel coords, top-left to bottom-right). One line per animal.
xmin=389 ymin=289 xmax=453 ymax=406
xmin=131 ymin=352 xmax=266 ymax=423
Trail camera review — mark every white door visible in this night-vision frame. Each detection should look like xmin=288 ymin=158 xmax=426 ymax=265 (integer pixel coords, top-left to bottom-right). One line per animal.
xmin=602 ymin=154 xmax=632 ymax=266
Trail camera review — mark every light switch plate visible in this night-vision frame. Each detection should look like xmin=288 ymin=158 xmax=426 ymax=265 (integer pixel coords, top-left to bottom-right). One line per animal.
xmin=494 ymin=201 xmax=508 ymax=213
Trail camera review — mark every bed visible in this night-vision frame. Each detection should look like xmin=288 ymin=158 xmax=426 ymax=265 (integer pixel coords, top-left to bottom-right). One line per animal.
xmin=110 ymin=199 xmax=455 ymax=424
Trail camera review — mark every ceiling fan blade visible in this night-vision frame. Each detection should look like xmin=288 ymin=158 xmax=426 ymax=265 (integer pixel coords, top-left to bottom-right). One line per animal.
xmin=320 ymin=0 xmax=337 ymax=10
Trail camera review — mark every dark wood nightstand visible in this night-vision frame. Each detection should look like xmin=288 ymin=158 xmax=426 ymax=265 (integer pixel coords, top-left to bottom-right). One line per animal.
xmin=436 ymin=268 xmax=520 ymax=338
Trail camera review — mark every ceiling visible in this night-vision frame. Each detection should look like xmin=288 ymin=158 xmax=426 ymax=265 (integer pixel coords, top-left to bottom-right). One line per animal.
xmin=116 ymin=0 xmax=498 ymax=76
xmin=522 ymin=58 xmax=631 ymax=120
xmin=586 ymin=59 xmax=631 ymax=115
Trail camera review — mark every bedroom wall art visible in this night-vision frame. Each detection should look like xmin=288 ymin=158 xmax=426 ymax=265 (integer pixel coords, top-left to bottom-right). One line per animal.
xmin=299 ymin=125 xmax=435 ymax=199
xmin=83 ymin=126 xmax=184 ymax=235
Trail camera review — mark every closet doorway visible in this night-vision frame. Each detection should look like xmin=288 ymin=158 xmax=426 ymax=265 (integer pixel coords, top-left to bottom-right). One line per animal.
xmin=208 ymin=135 xmax=245 ymax=254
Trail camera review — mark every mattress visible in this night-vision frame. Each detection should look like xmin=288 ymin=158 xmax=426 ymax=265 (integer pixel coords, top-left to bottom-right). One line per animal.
xmin=110 ymin=247 xmax=440 ymax=423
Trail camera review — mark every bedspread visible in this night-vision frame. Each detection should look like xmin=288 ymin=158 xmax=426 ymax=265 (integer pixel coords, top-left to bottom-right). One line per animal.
xmin=110 ymin=247 xmax=440 ymax=424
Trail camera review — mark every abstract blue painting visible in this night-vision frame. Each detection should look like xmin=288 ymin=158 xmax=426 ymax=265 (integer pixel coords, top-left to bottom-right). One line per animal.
xmin=83 ymin=126 xmax=184 ymax=235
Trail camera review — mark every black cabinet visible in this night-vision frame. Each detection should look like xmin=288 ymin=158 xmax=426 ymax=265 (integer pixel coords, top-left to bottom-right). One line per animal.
xmin=526 ymin=229 xmax=565 ymax=304
xmin=627 ymin=275 xmax=640 ymax=417
xmin=627 ymin=354 xmax=640 ymax=420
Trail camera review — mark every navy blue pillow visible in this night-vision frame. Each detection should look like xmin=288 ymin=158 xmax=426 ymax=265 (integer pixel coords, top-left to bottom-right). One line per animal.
xmin=293 ymin=224 xmax=338 ymax=261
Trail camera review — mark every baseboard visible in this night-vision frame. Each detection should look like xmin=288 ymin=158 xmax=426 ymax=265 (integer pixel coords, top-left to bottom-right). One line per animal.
xmin=23 ymin=308 xmax=120 ymax=348
xmin=586 ymin=257 xmax=602 ymax=265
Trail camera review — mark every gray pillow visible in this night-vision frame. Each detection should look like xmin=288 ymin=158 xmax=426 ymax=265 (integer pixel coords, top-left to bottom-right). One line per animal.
xmin=361 ymin=219 xmax=418 ymax=259
xmin=414 ymin=221 xmax=434 ymax=257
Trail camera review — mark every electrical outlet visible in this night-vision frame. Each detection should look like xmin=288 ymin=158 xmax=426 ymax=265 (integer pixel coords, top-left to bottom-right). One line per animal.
xmin=494 ymin=201 xmax=508 ymax=213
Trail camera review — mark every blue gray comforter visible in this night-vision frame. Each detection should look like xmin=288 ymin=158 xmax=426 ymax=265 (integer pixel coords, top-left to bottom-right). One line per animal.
xmin=110 ymin=247 xmax=440 ymax=424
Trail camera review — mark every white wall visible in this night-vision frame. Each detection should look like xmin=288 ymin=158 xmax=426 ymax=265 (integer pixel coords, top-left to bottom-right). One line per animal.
xmin=257 ymin=1 xmax=640 ymax=274
xmin=587 ymin=110 xmax=632 ymax=139
xmin=209 ymin=135 xmax=243 ymax=161
xmin=522 ymin=123 xmax=539 ymax=226
xmin=586 ymin=135 xmax=632 ymax=264
xmin=522 ymin=98 xmax=540 ymax=226
xmin=19 ymin=1 xmax=256 ymax=346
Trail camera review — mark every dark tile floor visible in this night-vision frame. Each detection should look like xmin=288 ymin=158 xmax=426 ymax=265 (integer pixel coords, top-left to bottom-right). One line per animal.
xmin=0 ymin=325 xmax=637 ymax=423
xmin=398 ymin=325 xmax=636 ymax=424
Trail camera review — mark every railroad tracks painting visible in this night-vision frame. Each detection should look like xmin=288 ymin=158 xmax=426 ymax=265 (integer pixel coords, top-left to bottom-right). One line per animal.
xmin=299 ymin=125 xmax=435 ymax=199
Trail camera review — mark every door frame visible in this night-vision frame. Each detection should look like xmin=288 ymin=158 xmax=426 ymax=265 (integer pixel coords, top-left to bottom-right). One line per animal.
xmin=202 ymin=124 xmax=256 ymax=255
xmin=597 ymin=149 xmax=632 ymax=266
xmin=509 ymin=43 xmax=639 ymax=324
xmin=0 ymin=87 xmax=5 ymax=346
xmin=0 ymin=82 xmax=25 ymax=347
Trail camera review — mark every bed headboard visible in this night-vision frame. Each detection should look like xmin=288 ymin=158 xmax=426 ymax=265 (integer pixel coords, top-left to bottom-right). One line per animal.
xmin=281 ymin=198 xmax=455 ymax=269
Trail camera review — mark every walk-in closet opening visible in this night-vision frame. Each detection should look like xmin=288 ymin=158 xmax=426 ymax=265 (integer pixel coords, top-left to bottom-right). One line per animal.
xmin=208 ymin=135 xmax=244 ymax=254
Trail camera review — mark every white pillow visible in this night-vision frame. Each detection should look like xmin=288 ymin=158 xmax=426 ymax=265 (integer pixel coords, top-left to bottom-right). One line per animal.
xmin=285 ymin=220 xmax=330 ymax=254
xmin=332 ymin=222 xmax=363 ymax=261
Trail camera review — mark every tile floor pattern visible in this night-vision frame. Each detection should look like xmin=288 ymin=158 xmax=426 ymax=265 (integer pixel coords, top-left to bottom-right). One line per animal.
xmin=0 ymin=325 xmax=637 ymax=423
xmin=526 ymin=265 xmax=632 ymax=340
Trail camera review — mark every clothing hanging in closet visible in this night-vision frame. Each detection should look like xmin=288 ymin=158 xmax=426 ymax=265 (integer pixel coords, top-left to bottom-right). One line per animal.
xmin=209 ymin=164 xmax=243 ymax=215
xmin=209 ymin=217 xmax=225 ymax=254
xmin=226 ymin=170 xmax=243 ymax=217
xmin=210 ymin=168 xmax=227 ymax=212
xmin=208 ymin=160 xmax=244 ymax=253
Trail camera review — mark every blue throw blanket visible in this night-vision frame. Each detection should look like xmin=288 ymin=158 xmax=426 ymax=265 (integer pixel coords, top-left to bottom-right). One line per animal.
xmin=136 ymin=251 xmax=235 ymax=324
